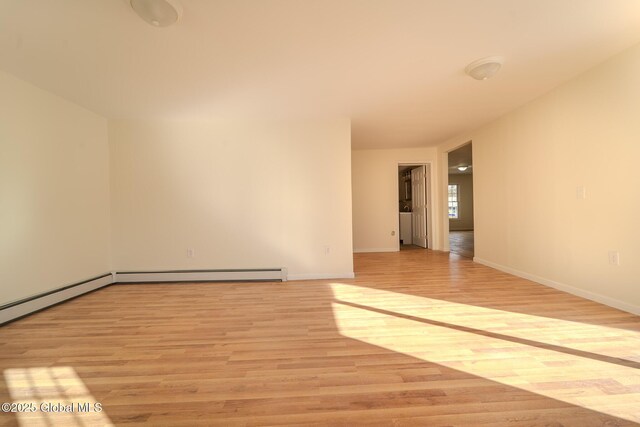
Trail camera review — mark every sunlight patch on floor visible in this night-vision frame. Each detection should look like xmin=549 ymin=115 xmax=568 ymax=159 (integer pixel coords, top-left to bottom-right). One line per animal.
xmin=4 ymin=366 xmax=113 ymax=426
xmin=330 ymin=282 xmax=640 ymax=423
xmin=330 ymin=282 xmax=640 ymax=360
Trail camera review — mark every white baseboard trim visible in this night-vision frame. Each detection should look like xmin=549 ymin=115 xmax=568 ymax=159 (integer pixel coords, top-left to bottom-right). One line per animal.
xmin=115 ymin=269 xmax=284 ymax=283
xmin=0 ymin=273 xmax=113 ymax=325
xmin=287 ymin=272 xmax=355 ymax=281
xmin=473 ymin=257 xmax=640 ymax=316
xmin=353 ymin=248 xmax=397 ymax=253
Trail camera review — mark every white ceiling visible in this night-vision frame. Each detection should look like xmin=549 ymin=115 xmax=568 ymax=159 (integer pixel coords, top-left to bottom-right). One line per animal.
xmin=2 ymin=0 xmax=640 ymax=149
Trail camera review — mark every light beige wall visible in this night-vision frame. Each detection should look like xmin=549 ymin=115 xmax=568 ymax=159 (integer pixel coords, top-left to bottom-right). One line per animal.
xmin=448 ymin=174 xmax=474 ymax=231
xmin=109 ymin=118 xmax=353 ymax=280
xmin=438 ymin=42 xmax=640 ymax=313
xmin=352 ymin=147 xmax=439 ymax=252
xmin=0 ymin=71 xmax=111 ymax=305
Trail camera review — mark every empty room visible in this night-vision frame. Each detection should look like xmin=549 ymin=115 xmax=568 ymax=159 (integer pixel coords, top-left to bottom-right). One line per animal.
xmin=1 ymin=1 xmax=640 ymax=425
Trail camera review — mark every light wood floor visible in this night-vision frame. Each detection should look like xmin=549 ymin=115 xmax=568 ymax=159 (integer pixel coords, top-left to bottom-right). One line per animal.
xmin=449 ymin=230 xmax=474 ymax=258
xmin=1 ymin=250 xmax=640 ymax=426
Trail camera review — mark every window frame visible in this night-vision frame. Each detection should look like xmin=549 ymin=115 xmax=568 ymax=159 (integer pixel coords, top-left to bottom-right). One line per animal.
xmin=448 ymin=184 xmax=459 ymax=219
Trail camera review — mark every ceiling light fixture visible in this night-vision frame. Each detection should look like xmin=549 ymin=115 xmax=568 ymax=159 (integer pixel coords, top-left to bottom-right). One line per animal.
xmin=465 ymin=56 xmax=504 ymax=80
xmin=457 ymin=166 xmax=469 ymax=172
xmin=130 ymin=0 xmax=182 ymax=27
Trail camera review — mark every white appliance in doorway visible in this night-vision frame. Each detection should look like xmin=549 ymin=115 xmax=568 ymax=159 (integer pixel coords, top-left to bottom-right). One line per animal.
xmin=399 ymin=212 xmax=412 ymax=245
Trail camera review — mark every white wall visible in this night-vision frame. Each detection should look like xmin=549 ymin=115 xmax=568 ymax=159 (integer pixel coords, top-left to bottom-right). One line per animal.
xmin=0 ymin=71 xmax=111 ymax=305
xmin=438 ymin=42 xmax=640 ymax=313
xmin=109 ymin=118 xmax=353 ymax=280
xmin=352 ymin=147 xmax=439 ymax=252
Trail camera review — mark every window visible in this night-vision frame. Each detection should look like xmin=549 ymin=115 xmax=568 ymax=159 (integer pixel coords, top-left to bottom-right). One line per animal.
xmin=448 ymin=184 xmax=459 ymax=219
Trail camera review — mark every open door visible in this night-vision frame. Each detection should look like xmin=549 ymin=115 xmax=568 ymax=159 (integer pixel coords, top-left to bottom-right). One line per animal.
xmin=411 ymin=165 xmax=427 ymax=248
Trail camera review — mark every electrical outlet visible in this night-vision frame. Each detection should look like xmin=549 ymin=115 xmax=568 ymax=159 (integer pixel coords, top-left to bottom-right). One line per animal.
xmin=324 ymin=245 xmax=331 ymax=255
xmin=608 ymin=251 xmax=620 ymax=266
xmin=391 ymin=230 xmax=396 ymax=236
xmin=187 ymin=248 xmax=195 ymax=258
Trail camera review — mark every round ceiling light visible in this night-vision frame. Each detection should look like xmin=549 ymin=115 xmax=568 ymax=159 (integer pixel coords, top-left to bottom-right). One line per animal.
xmin=130 ymin=0 xmax=182 ymax=27
xmin=457 ymin=166 xmax=469 ymax=172
xmin=465 ymin=56 xmax=504 ymax=80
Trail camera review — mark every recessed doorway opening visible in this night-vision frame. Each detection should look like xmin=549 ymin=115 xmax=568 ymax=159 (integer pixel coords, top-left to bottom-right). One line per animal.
xmin=398 ymin=163 xmax=432 ymax=251
xmin=447 ymin=143 xmax=474 ymax=258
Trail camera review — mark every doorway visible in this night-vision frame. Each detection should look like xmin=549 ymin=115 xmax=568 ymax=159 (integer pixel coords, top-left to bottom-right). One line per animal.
xmin=447 ymin=143 xmax=474 ymax=258
xmin=398 ymin=163 xmax=432 ymax=250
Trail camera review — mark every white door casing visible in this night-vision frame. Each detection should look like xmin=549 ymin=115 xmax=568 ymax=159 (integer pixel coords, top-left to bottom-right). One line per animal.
xmin=425 ymin=163 xmax=432 ymax=249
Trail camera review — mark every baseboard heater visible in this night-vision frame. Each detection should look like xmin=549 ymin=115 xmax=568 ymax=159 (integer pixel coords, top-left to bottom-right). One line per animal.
xmin=114 ymin=268 xmax=287 ymax=283
xmin=1 ymin=268 xmax=286 ymax=325
xmin=0 ymin=273 xmax=114 ymax=325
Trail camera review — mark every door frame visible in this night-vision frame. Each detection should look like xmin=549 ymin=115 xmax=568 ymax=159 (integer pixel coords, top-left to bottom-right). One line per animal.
xmin=397 ymin=162 xmax=433 ymax=251
xmin=442 ymin=140 xmax=473 ymax=254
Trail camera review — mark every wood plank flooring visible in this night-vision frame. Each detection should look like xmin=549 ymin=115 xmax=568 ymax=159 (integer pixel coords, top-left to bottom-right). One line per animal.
xmin=449 ymin=230 xmax=474 ymax=258
xmin=1 ymin=250 xmax=639 ymax=426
